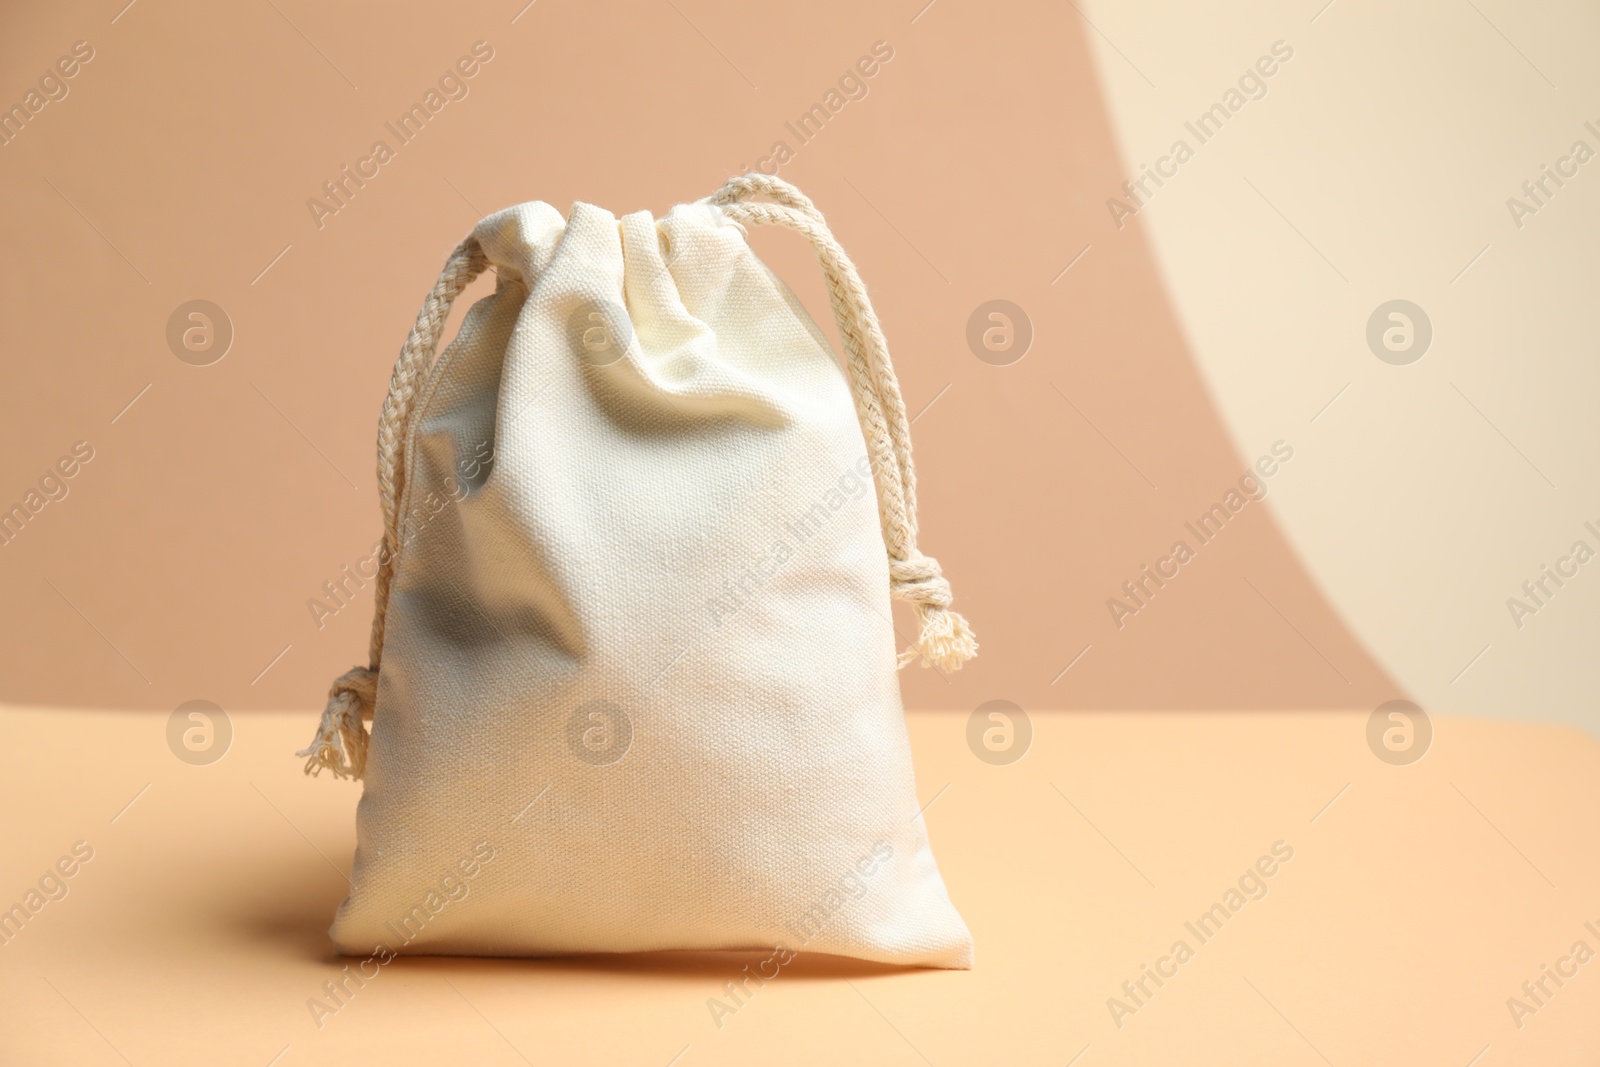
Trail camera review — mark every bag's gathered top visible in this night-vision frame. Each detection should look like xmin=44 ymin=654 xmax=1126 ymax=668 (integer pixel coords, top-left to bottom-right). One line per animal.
xmin=301 ymin=174 xmax=976 ymax=782
xmin=294 ymin=173 xmax=976 ymax=969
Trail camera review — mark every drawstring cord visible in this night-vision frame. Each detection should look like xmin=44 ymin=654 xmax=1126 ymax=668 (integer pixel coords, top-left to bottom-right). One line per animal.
xmin=706 ymin=173 xmax=977 ymax=673
xmin=301 ymin=176 xmax=976 ymax=780
xmin=299 ymin=238 xmax=487 ymax=779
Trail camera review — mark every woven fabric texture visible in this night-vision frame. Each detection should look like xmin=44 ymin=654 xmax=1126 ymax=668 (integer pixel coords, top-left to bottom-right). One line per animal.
xmin=312 ymin=181 xmax=975 ymax=968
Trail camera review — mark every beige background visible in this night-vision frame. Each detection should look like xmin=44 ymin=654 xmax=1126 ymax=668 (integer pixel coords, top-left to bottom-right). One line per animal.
xmin=1080 ymin=0 xmax=1600 ymax=732
xmin=0 ymin=0 xmax=1480 ymax=719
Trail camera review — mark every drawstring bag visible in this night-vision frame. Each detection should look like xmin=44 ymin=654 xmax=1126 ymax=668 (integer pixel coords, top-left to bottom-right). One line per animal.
xmin=299 ymin=174 xmax=976 ymax=968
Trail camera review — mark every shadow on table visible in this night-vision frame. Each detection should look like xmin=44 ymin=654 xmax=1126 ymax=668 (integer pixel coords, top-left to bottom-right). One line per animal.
xmin=214 ymin=850 xmax=921 ymax=981
xmin=410 ymin=950 xmax=910 ymax=981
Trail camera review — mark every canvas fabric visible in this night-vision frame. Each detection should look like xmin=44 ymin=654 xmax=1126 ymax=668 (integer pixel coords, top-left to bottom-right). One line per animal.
xmin=300 ymin=175 xmax=977 ymax=968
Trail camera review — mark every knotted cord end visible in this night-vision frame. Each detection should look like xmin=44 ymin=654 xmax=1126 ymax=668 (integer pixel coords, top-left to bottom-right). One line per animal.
xmin=297 ymin=666 xmax=377 ymax=780
xmin=889 ymin=554 xmax=978 ymax=672
xmin=898 ymin=604 xmax=979 ymax=673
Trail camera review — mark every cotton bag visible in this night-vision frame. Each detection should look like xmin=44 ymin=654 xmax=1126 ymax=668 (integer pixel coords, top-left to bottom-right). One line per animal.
xmin=299 ymin=174 xmax=977 ymax=968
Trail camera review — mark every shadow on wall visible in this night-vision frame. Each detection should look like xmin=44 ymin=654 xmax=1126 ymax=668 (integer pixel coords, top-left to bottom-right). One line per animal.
xmin=0 ymin=0 xmax=1403 ymax=712
xmin=780 ymin=2 xmax=1409 ymax=711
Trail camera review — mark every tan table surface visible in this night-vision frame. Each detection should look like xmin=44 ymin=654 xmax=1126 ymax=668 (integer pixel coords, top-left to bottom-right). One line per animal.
xmin=2 ymin=706 xmax=1596 ymax=1066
